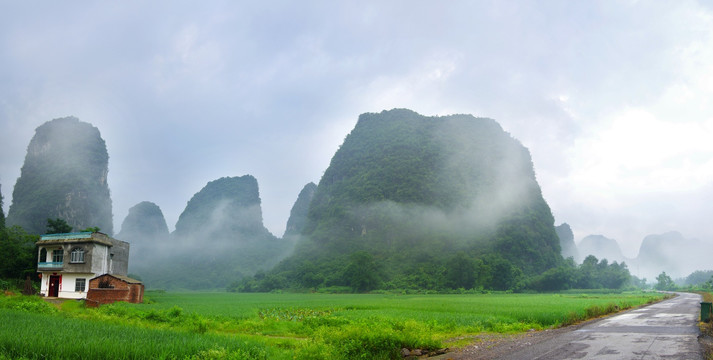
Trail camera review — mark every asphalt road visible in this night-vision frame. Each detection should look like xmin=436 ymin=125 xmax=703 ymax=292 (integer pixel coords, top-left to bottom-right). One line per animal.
xmin=502 ymin=292 xmax=704 ymax=360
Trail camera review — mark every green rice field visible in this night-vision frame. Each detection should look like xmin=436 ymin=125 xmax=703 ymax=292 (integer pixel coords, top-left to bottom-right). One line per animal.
xmin=0 ymin=290 xmax=667 ymax=360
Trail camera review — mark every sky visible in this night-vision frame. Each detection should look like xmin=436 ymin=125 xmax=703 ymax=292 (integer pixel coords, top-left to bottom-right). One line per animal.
xmin=1 ymin=1 xmax=713 ymax=258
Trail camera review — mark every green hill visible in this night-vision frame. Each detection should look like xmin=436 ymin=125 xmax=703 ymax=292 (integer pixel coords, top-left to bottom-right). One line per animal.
xmin=237 ymin=109 xmax=562 ymax=292
xmin=6 ymin=117 xmax=113 ymax=235
xmin=116 ymin=201 xmax=170 ymax=273
xmin=134 ymin=176 xmax=292 ymax=289
xmin=283 ymin=182 xmax=317 ymax=239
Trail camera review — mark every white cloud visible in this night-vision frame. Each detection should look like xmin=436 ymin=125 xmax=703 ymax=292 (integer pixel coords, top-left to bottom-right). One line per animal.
xmin=2 ymin=1 xmax=713 ymax=255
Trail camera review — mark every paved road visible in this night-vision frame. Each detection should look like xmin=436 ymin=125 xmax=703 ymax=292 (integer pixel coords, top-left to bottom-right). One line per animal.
xmin=503 ymin=292 xmax=703 ymax=359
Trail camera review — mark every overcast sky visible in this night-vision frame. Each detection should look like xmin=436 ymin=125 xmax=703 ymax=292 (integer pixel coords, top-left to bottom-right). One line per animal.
xmin=2 ymin=1 xmax=713 ymax=257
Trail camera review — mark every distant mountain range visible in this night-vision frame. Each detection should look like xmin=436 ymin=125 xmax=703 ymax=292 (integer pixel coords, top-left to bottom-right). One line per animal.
xmin=555 ymin=225 xmax=711 ymax=280
xmin=8 ymin=112 xmax=710 ymax=289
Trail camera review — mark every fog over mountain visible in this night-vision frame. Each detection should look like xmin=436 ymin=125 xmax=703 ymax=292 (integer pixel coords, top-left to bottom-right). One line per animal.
xmin=6 ymin=117 xmax=113 ymax=235
xmin=577 ymin=235 xmax=626 ymax=265
xmin=555 ymin=223 xmax=578 ymax=261
xmin=3 ymin=2 xmax=713 ymax=268
xmin=116 ymin=201 xmax=170 ymax=272
xmin=283 ymin=182 xmax=316 ymax=239
xmin=128 ymin=176 xmax=291 ymax=289
xmin=247 ymin=109 xmax=560 ymax=291
xmin=566 ymin=229 xmax=713 ymax=281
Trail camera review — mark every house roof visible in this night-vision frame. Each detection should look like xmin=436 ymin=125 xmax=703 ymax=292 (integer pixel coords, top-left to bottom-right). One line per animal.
xmin=37 ymin=232 xmax=114 ymax=246
xmin=91 ymin=273 xmax=143 ymax=284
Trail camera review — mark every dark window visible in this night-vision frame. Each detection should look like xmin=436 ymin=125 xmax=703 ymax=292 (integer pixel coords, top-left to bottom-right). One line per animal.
xmin=75 ymin=278 xmax=86 ymax=292
xmin=52 ymin=249 xmax=63 ymax=263
xmin=39 ymin=248 xmax=47 ymax=262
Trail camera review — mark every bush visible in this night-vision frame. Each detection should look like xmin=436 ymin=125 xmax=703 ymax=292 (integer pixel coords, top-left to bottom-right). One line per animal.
xmin=0 ymin=294 xmax=58 ymax=314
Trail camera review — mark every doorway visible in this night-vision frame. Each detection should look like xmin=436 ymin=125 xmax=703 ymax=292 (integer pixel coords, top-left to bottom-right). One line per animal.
xmin=48 ymin=275 xmax=60 ymax=297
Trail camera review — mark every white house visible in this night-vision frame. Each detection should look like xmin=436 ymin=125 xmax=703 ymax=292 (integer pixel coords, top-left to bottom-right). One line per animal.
xmin=36 ymin=232 xmax=130 ymax=299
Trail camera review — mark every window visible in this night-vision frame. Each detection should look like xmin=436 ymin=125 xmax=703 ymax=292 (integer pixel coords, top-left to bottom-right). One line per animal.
xmin=70 ymin=247 xmax=85 ymax=263
xmin=52 ymin=249 xmax=63 ymax=263
xmin=39 ymin=248 xmax=47 ymax=262
xmin=75 ymin=278 xmax=86 ymax=292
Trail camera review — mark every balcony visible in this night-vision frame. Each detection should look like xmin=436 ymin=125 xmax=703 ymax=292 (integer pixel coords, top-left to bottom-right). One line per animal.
xmin=38 ymin=262 xmax=63 ymax=270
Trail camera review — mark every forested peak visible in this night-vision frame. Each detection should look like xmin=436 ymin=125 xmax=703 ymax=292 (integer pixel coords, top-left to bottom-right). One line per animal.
xmin=555 ymin=223 xmax=578 ymax=261
xmin=189 ymin=175 xmax=260 ymax=206
xmin=636 ymin=231 xmax=687 ymax=259
xmin=578 ymin=234 xmax=625 ymax=263
xmin=28 ymin=117 xmax=105 ymax=160
xmin=173 ymin=175 xmax=264 ymax=237
xmin=7 ymin=116 xmax=112 ymax=235
xmin=117 ymin=201 xmax=169 ymax=241
xmin=555 ymin=223 xmax=574 ymax=240
xmin=283 ymin=182 xmax=317 ymax=238
xmin=261 ymin=109 xmax=561 ymax=292
xmin=148 ymin=175 xmax=289 ymax=289
xmin=315 ymin=108 xmax=540 ymax=216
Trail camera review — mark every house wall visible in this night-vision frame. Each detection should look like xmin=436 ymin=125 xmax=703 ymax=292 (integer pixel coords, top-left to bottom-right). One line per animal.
xmin=57 ymin=273 xmax=93 ymax=299
xmin=86 ymin=275 xmax=144 ymax=305
xmin=39 ymin=272 xmax=93 ymax=299
xmin=108 ymin=238 xmax=130 ymax=276
xmin=39 ymin=272 xmax=51 ymax=296
xmin=37 ymin=242 xmax=113 ymax=274
xmin=64 ymin=243 xmax=107 ymax=274
xmin=90 ymin=245 xmax=109 ymax=274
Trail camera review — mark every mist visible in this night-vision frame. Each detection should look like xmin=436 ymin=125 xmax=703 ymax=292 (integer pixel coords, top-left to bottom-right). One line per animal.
xmin=3 ymin=2 xmax=713 ymax=284
xmin=570 ymin=231 xmax=713 ymax=282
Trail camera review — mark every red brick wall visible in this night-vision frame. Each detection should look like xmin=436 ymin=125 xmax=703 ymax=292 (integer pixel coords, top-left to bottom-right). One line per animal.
xmin=86 ymin=288 xmax=130 ymax=305
xmin=88 ymin=275 xmax=129 ymax=290
xmin=86 ymin=275 xmax=144 ymax=305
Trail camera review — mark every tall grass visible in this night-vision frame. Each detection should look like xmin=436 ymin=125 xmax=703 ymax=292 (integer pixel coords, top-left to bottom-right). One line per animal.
xmin=0 ymin=309 xmax=269 ymax=359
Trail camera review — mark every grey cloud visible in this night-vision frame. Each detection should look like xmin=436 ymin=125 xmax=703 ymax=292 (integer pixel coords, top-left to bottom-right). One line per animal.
xmin=1 ymin=1 xmax=712 ymax=261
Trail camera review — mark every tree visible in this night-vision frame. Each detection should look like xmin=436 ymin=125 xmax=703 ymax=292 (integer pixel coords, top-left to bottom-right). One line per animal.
xmin=0 ymin=226 xmax=38 ymax=279
xmin=446 ymin=252 xmax=475 ymax=289
xmin=46 ymin=218 xmax=72 ymax=234
xmin=343 ymin=251 xmax=382 ymax=292
xmin=655 ymin=272 xmax=675 ymax=291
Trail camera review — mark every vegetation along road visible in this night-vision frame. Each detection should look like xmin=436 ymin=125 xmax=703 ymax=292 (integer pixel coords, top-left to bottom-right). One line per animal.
xmin=453 ymin=292 xmax=703 ymax=359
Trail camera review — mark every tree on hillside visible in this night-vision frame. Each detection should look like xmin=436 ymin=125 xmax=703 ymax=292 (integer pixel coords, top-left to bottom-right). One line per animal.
xmin=46 ymin=218 xmax=72 ymax=234
xmin=683 ymin=270 xmax=713 ymax=286
xmin=343 ymin=251 xmax=382 ymax=292
xmin=0 ymin=226 xmax=38 ymax=279
xmin=655 ymin=272 xmax=676 ymax=291
xmin=446 ymin=252 xmax=475 ymax=289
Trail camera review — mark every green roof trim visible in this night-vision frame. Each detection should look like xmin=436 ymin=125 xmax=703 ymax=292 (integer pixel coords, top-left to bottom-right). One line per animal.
xmin=40 ymin=232 xmax=93 ymax=241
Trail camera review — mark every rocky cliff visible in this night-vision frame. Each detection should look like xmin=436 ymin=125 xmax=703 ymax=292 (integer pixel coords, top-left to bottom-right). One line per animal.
xmin=7 ymin=117 xmax=113 ymax=234
xmin=116 ymin=201 xmax=170 ymax=272
xmin=283 ymin=182 xmax=317 ymax=238
xmin=134 ymin=176 xmax=291 ymax=289
xmin=262 ymin=109 xmax=561 ymax=291
xmin=555 ymin=223 xmax=578 ymax=261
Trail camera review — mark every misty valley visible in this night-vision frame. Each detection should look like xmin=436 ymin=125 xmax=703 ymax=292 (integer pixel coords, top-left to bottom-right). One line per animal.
xmin=3 ymin=110 xmax=710 ymax=293
xmin=1 ymin=110 xmax=712 ymax=359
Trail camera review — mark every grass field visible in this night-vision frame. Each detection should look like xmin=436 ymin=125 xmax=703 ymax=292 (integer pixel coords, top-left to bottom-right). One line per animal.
xmin=0 ymin=290 xmax=666 ymax=360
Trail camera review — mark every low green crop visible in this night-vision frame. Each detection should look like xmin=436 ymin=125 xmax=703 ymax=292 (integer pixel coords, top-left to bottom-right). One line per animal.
xmin=0 ymin=291 xmax=665 ymax=360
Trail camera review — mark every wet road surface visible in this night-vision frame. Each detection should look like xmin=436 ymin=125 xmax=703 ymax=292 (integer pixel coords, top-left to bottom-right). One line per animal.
xmin=503 ymin=292 xmax=703 ymax=359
